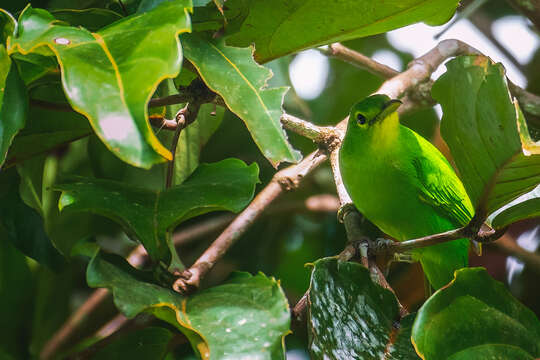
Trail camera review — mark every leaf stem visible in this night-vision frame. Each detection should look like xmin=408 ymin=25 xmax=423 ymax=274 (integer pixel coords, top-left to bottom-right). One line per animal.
xmin=165 ymin=102 xmax=202 ymax=188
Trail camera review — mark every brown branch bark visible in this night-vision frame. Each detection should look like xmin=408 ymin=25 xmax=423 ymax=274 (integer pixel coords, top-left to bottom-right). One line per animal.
xmin=172 ymin=149 xmax=329 ymax=293
xmin=326 ymin=40 xmax=540 ymax=116
xmin=320 ymin=43 xmax=399 ymax=79
xmin=40 ymin=288 xmax=110 ymax=360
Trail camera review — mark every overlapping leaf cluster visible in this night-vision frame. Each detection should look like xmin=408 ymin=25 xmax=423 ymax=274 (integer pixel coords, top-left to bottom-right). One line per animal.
xmin=1 ymin=0 xmax=539 ymax=359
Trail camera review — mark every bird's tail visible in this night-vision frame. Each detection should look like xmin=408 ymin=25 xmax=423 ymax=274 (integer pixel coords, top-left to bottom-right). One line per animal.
xmin=414 ymin=237 xmax=469 ymax=290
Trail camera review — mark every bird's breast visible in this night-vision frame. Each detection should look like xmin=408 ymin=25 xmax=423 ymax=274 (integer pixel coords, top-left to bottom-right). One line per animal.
xmin=340 ymin=147 xmax=451 ymax=240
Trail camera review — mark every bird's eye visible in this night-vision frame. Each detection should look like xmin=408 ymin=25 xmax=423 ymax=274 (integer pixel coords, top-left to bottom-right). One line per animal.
xmin=356 ymin=113 xmax=366 ymax=125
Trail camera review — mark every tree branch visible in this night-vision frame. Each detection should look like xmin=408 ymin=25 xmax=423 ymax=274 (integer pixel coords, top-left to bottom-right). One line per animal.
xmin=172 ymin=149 xmax=329 ymax=293
xmin=324 ymin=40 xmax=540 ymax=116
xmin=319 ymin=43 xmax=399 ymax=79
xmin=39 ymin=215 xmax=234 ymax=360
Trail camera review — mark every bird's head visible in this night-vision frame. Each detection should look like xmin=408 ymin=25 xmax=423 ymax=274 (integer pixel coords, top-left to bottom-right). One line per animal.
xmin=347 ymin=94 xmax=402 ymax=132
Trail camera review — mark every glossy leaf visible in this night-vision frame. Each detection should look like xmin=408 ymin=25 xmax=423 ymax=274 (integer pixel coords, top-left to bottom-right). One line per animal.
xmin=433 ymin=56 xmax=540 ymax=222
xmin=9 ymin=2 xmax=193 ymax=168
xmin=174 ymin=103 xmax=224 ymax=185
xmin=0 ymin=46 xmax=28 ymax=168
xmin=0 ymin=169 xmax=65 ymax=271
xmin=55 ymin=159 xmax=259 ymax=266
xmin=91 ymin=327 xmax=174 ymax=360
xmin=182 ymin=34 xmax=301 ymax=167
xmin=308 ymin=258 xmax=418 ymax=359
xmin=412 ymin=267 xmax=540 ymax=359
xmin=491 ymin=185 xmax=540 ymax=228
xmin=87 ymin=251 xmax=290 ymax=360
xmin=0 ymin=9 xmax=15 ymax=45
xmin=225 ymin=0 xmax=459 ymax=63
xmin=6 ymin=101 xmax=92 ymax=168
xmin=51 ymin=8 xmax=123 ymax=31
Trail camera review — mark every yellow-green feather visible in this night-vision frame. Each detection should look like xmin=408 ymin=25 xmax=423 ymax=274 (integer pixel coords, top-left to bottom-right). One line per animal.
xmin=339 ymin=96 xmax=473 ymax=289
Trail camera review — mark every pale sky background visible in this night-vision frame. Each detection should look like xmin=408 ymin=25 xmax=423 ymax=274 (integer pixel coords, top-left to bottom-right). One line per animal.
xmin=286 ymin=16 xmax=539 ymax=360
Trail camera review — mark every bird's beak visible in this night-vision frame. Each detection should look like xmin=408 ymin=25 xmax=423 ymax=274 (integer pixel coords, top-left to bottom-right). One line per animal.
xmin=374 ymin=99 xmax=402 ymax=123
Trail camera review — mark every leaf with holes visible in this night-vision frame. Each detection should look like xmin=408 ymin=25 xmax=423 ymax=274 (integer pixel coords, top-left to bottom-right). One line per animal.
xmin=412 ymin=267 xmax=540 ymax=359
xmin=54 ymin=159 xmax=259 ymax=268
xmin=308 ymin=257 xmax=419 ymax=359
xmin=182 ymin=34 xmax=301 ymax=167
xmin=433 ymin=55 xmax=540 ymax=225
xmin=8 ymin=2 xmax=192 ymax=168
xmin=225 ymin=0 xmax=459 ymax=63
xmin=87 ymin=251 xmax=291 ymax=360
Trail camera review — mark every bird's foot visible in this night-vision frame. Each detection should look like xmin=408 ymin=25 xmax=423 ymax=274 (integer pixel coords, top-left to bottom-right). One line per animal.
xmin=372 ymin=237 xmax=396 ymax=253
xmin=337 ymin=203 xmax=357 ymax=223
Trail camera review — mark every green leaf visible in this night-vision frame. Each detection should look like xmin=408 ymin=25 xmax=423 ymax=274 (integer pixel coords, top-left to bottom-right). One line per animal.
xmin=491 ymin=185 xmax=540 ymax=228
xmin=87 ymin=251 xmax=291 ymax=360
xmin=91 ymin=327 xmax=174 ymax=360
xmin=50 ymin=8 xmax=123 ymax=31
xmin=182 ymin=34 xmax=301 ymax=167
xmin=55 ymin=159 xmax=259 ymax=267
xmin=308 ymin=258 xmax=419 ymax=359
xmin=9 ymin=2 xmax=193 ymax=168
xmin=6 ymin=90 xmax=92 ymax=168
xmin=0 ymin=227 xmax=33 ymax=359
xmin=174 ymin=103 xmax=224 ymax=185
xmin=432 ymin=55 xmax=540 ymax=222
xmin=0 ymin=10 xmax=15 ymax=46
xmin=225 ymin=0 xmax=459 ymax=63
xmin=0 ymin=46 xmax=28 ymax=168
xmin=29 ymin=266 xmax=74 ymax=356
xmin=412 ymin=267 xmax=540 ymax=360
xmin=0 ymin=169 xmax=65 ymax=271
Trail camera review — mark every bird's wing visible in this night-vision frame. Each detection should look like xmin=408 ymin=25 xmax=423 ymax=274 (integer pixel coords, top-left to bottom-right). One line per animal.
xmin=411 ymin=154 xmax=474 ymax=227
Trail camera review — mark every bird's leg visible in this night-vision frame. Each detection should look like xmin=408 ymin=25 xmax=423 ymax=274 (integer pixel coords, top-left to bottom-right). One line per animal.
xmin=337 ymin=203 xmax=357 ymax=223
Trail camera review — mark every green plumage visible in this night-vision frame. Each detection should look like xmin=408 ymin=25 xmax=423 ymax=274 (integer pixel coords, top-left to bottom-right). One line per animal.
xmin=339 ymin=94 xmax=474 ymax=289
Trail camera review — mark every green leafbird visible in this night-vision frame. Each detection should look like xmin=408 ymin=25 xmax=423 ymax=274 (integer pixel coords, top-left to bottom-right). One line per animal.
xmin=339 ymin=94 xmax=474 ymax=289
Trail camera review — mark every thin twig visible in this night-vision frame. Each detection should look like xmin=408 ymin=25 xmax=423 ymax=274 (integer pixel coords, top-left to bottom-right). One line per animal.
xmin=325 ymin=40 xmax=540 ymax=116
xmin=172 ymin=149 xmax=329 ymax=293
xmin=319 ymin=43 xmax=399 ymax=79
xmin=377 ymin=39 xmax=481 ymax=99
xmin=40 ymin=215 xmax=234 ymax=360
xmin=40 ymin=289 xmax=110 ymax=360
xmin=374 ymin=224 xmax=506 ymax=255
xmin=165 ymin=101 xmax=204 ymax=188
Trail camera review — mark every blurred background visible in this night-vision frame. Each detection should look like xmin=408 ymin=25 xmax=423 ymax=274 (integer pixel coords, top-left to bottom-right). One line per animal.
xmin=1 ymin=0 xmax=539 ymax=359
